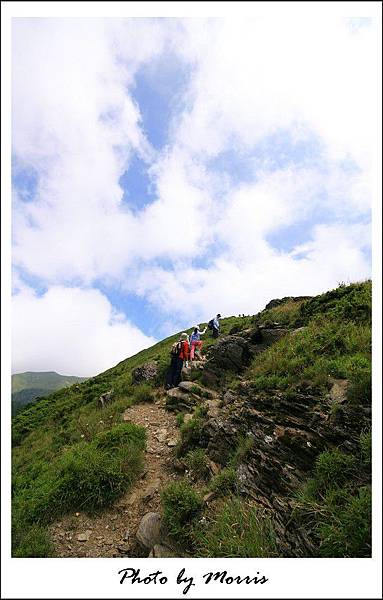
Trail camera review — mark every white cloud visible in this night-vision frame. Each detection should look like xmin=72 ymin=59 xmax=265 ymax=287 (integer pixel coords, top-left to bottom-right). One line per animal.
xmin=174 ymin=18 xmax=376 ymax=167
xmin=130 ymin=221 xmax=371 ymax=326
xmin=11 ymin=17 xmax=376 ymax=373
xmin=12 ymin=285 xmax=156 ymax=376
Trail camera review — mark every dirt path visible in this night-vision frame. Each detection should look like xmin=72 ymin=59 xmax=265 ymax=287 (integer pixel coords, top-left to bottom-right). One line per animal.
xmin=49 ymin=397 xmax=179 ymax=557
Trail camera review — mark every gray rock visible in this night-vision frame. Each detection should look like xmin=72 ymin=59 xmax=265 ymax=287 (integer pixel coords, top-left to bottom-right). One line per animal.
xmin=136 ymin=512 xmax=163 ymax=549
xmin=155 ymin=428 xmax=168 ymax=443
xmin=205 ymin=399 xmax=221 ymax=418
xmin=99 ymin=391 xmax=113 ymax=408
xmin=132 ymin=361 xmax=158 ymax=384
xmin=222 ymin=390 xmax=238 ymax=406
xmin=178 ymin=381 xmax=218 ymax=398
xmin=77 ymin=530 xmax=92 ymax=542
xmin=206 ymin=335 xmax=253 ymax=372
xmin=148 ymin=544 xmax=178 ymax=558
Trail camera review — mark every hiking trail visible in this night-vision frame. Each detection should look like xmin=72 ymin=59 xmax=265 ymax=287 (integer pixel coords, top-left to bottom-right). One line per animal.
xmin=49 ymin=396 xmax=179 ymax=557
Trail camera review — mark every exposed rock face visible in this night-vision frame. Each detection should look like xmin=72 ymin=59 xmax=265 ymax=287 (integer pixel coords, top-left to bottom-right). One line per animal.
xmin=132 ymin=362 xmax=158 ymax=384
xmin=185 ymin=385 xmax=370 ymax=557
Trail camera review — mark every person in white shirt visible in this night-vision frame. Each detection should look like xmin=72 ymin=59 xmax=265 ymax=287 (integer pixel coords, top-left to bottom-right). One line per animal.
xmin=212 ymin=314 xmax=221 ymax=338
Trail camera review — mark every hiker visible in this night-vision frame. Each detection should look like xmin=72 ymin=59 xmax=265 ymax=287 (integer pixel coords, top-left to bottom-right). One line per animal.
xmin=208 ymin=313 xmax=221 ymax=338
xmin=166 ymin=333 xmax=190 ymax=389
xmin=189 ymin=325 xmax=207 ymax=361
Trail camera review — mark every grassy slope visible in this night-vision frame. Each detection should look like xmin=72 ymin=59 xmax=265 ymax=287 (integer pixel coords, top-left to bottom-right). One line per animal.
xmin=12 ymin=280 xmax=372 ymax=557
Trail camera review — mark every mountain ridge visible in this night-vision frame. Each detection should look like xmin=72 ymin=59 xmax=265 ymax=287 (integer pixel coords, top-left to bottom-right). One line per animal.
xmin=12 ymin=280 xmax=372 ymax=558
xmin=11 ymin=371 xmax=88 ymax=416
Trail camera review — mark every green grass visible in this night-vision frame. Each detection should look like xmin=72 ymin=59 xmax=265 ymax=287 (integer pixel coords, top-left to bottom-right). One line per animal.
xmin=230 ymin=434 xmax=255 ymax=467
xmin=176 ymin=405 xmax=209 ymax=457
xmin=184 ymin=448 xmax=210 ymax=481
xmin=12 ymin=422 xmax=146 ymax=556
xmin=12 ymin=279 xmax=372 ymax=558
xmin=293 ymin=439 xmax=371 ymax=557
xmin=193 ymin=497 xmax=277 ymax=557
xmin=13 ymin=525 xmax=55 ymax=558
xmin=161 ymin=480 xmax=203 ymax=546
xmin=249 ymin=317 xmax=371 ymax=396
xmin=209 ymin=467 xmax=237 ymax=495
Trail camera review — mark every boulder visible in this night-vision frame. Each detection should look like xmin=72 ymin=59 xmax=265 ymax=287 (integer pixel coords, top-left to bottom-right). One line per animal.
xmin=206 ymin=335 xmax=253 ymax=372
xmin=178 ymin=381 xmax=219 ymax=398
xmin=136 ymin=512 xmax=163 ymax=549
xmin=99 ymin=390 xmax=113 ymax=408
xmin=165 ymin=387 xmax=196 ymax=412
xmin=132 ymin=362 xmax=158 ymax=384
xmin=148 ymin=544 xmax=178 ymax=558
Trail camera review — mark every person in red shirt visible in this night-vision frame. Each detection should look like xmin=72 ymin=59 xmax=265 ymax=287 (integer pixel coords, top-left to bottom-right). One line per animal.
xmin=166 ymin=333 xmax=190 ymax=389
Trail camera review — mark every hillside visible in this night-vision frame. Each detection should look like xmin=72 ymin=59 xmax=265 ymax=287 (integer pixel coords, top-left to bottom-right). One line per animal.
xmin=12 ymin=280 xmax=372 ymax=558
xmin=12 ymin=371 xmax=88 ymax=416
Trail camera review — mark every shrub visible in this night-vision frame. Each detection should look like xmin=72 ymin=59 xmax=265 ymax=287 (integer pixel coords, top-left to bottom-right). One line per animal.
xmin=313 ymin=449 xmax=357 ymax=493
xmin=132 ymin=383 xmax=154 ymax=404
xmin=318 ymin=486 xmax=371 ymax=557
xmin=230 ymin=434 xmax=254 ymax=467
xmin=13 ymin=525 xmax=55 ymax=558
xmin=161 ymin=480 xmax=202 ymax=545
xmin=176 ymin=413 xmax=185 ymax=427
xmin=184 ymin=449 xmax=210 ymax=481
xmin=209 ymin=467 xmax=237 ymax=495
xmin=13 ymin=423 xmax=146 ymax=538
xmin=193 ymin=497 xmax=277 ymax=557
xmin=177 ymin=406 xmax=207 ymax=456
xmin=360 ymin=430 xmax=371 ymax=465
xmin=94 ymin=422 xmax=146 ymax=451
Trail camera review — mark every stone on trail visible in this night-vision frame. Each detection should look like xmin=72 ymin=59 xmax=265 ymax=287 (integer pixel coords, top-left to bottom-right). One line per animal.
xmin=77 ymin=530 xmax=92 ymax=542
xmin=148 ymin=543 xmax=178 ymax=558
xmin=178 ymin=381 xmax=218 ymax=398
xmin=136 ymin=512 xmax=163 ymax=549
xmin=156 ymin=428 xmax=168 ymax=443
xmin=167 ymin=438 xmax=178 ymax=447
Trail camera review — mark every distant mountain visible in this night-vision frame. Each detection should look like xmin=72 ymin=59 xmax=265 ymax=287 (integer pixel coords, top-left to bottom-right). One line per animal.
xmin=12 ymin=371 xmax=88 ymax=415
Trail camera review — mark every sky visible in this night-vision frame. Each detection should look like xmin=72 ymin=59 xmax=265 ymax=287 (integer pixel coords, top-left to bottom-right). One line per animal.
xmin=11 ymin=16 xmax=377 ymax=377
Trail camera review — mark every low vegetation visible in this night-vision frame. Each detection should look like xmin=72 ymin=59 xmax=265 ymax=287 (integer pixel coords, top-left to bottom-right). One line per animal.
xmin=161 ymin=480 xmax=203 ymax=547
xmin=12 ymin=280 xmax=372 ymax=557
xmin=193 ymin=497 xmax=277 ymax=557
xmin=12 ymin=423 xmax=146 ymax=556
xmin=292 ymin=432 xmax=372 ymax=557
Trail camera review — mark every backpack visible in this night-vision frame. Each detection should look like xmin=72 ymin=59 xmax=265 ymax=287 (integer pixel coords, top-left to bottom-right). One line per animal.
xmin=207 ymin=319 xmax=214 ymax=330
xmin=170 ymin=341 xmax=182 ymax=357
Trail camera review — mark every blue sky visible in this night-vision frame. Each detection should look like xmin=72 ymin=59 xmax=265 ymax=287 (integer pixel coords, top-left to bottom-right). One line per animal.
xmin=11 ymin=17 xmax=375 ymax=375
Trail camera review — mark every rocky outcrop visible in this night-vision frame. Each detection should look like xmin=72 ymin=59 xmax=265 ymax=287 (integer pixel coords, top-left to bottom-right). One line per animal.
xmin=179 ymin=383 xmax=370 ymax=556
xmin=132 ymin=362 xmax=158 ymax=384
xmin=205 ymin=335 xmax=253 ymax=373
